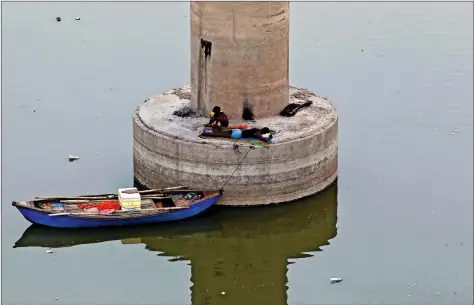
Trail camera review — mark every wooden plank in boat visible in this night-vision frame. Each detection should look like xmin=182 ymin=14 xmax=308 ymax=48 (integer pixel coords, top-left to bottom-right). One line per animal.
xmin=35 ymin=186 xmax=190 ymax=200
xmin=49 ymin=206 xmax=186 ymax=217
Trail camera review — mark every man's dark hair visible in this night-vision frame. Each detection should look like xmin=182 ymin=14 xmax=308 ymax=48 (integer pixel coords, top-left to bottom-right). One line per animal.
xmin=260 ymin=127 xmax=270 ymax=134
xmin=212 ymin=106 xmax=221 ymax=114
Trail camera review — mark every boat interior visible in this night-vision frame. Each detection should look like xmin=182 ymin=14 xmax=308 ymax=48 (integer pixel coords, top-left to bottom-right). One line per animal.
xmin=13 ymin=190 xmax=216 ymax=216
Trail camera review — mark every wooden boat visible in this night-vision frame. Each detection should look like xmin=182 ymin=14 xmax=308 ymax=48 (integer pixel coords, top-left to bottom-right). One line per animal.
xmin=12 ymin=187 xmax=222 ymax=229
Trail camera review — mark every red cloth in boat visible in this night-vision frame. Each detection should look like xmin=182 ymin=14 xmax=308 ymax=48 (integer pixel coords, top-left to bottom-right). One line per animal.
xmin=78 ymin=201 xmax=121 ymax=211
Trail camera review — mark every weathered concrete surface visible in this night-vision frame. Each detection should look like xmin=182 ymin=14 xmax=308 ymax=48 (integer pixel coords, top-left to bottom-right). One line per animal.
xmin=133 ymin=85 xmax=338 ymax=206
xmin=190 ymin=2 xmax=289 ymax=120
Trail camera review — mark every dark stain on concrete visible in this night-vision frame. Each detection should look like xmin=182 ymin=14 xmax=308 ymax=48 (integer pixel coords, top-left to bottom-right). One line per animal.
xmin=201 ymin=38 xmax=212 ymax=58
xmin=197 ymin=38 xmax=212 ymax=114
xmin=242 ymin=99 xmax=255 ymax=120
xmin=270 ymin=9 xmax=285 ymax=17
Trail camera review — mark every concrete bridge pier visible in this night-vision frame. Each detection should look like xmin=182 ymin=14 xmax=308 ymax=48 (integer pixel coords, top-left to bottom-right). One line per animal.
xmin=133 ymin=2 xmax=338 ymax=206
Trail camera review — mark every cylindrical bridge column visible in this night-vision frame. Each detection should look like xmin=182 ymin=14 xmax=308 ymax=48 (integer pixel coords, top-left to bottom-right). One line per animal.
xmin=190 ymin=1 xmax=289 ymax=120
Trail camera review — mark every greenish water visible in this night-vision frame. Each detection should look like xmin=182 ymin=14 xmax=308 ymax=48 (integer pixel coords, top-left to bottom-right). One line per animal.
xmin=2 ymin=2 xmax=472 ymax=305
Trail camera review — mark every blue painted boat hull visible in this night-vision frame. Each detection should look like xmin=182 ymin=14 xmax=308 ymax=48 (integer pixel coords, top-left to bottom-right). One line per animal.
xmin=14 ymin=193 xmax=221 ymax=229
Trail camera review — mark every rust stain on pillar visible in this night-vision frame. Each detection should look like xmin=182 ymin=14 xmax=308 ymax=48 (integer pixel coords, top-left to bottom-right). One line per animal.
xmin=190 ymin=1 xmax=289 ymax=120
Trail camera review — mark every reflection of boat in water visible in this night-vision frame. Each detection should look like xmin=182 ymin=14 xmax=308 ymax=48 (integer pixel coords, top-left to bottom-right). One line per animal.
xmin=14 ymin=183 xmax=338 ymax=305
xmin=14 ymin=215 xmax=223 ymax=249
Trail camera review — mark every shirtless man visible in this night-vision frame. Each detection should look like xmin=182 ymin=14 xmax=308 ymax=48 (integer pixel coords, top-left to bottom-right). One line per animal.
xmin=205 ymin=106 xmax=229 ymax=129
xmin=201 ymin=127 xmax=273 ymax=143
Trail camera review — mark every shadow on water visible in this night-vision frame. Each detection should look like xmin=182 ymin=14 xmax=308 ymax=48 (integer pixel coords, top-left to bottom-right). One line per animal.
xmin=14 ymin=183 xmax=338 ymax=305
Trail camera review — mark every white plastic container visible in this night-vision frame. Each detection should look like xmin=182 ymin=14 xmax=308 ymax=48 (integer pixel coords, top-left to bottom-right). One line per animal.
xmin=118 ymin=188 xmax=141 ymax=211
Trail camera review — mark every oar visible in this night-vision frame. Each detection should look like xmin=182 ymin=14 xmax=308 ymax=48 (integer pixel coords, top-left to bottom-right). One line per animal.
xmin=36 ymin=186 xmax=189 ymax=200
xmin=49 ymin=206 xmax=186 ymax=217
xmin=138 ymin=186 xmax=188 ymax=194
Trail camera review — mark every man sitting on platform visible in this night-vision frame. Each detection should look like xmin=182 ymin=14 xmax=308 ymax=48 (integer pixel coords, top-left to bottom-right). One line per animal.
xmin=205 ymin=106 xmax=229 ymax=129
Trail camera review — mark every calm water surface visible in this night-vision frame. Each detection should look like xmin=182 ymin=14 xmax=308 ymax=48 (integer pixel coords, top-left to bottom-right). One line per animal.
xmin=2 ymin=2 xmax=473 ymax=305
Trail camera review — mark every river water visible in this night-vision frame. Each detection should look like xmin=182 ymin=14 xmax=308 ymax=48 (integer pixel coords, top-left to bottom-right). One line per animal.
xmin=1 ymin=2 xmax=472 ymax=305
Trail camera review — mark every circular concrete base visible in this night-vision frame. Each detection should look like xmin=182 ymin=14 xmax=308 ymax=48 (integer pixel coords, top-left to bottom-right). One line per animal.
xmin=133 ymin=85 xmax=338 ymax=206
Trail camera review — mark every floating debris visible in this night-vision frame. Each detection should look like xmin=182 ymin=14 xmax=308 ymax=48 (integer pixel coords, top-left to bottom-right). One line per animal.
xmin=68 ymin=154 xmax=80 ymax=162
xmin=330 ymin=277 xmax=342 ymax=284
xmin=46 ymin=250 xmax=53 ymax=254
xmin=56 ymin=17 xmax=61 ymax=22
xmin=221 ymin=292 xmax=226 ymax=295
xmin=55 ymin=298 xmax=58 ymax=300
xmin=75 ymin=17 xmax=81 ymax=20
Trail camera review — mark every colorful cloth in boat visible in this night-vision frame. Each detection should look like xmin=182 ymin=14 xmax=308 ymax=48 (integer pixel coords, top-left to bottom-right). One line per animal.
xmin=40 ymin=203 xmax=53 ymax=210
xmin=98 ymin=209 xmax=117 ymax=215
xmin=78 ymin=201 xmax=121 ymax=211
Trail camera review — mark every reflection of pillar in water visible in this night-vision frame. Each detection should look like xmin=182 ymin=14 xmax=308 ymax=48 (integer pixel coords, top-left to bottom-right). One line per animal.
xmin=190 ymin=254 xmax=289 ymax=305
xmin=14 ymin=185 xmax=338 ymax=305
xmin=141 ymin=184 xmax=338 ymax=305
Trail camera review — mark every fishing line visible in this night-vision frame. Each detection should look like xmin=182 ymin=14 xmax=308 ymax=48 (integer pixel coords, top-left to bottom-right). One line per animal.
xmin=220 ymin=145 xmax=255 ymax=191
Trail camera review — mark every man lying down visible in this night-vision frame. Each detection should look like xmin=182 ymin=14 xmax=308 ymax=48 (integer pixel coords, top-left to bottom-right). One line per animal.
xmin=201 ymin=127 xmax=273 ymax=143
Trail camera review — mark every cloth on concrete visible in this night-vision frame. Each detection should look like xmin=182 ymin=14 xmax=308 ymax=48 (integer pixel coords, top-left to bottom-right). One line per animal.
xmin=203 ymin=124 xmax=248 ymax=130
xmin=199 ymin=133 xmax=272 ymax=148
xmin=280 ymin=100 xmax=313 ymax=117
xmin=200 ymin=127 xmax=273 ymax=148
